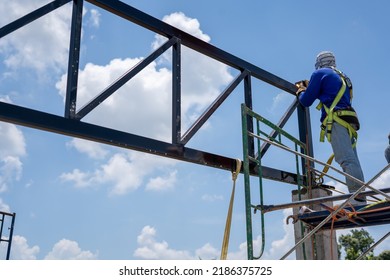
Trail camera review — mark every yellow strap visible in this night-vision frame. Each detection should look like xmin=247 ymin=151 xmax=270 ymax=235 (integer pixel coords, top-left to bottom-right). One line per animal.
xmin=333 ymin=115 xmax=358 ymax=145
xmin=330 ymin=77 xmax=346 ymax=112
xmin=327 ymin=78 xmax=346 ymax=141
xmin=320 ymin=112 xmax=358 ymax=142
xmin=319 ymin=77 xmax=347 ymax=143
xmin=220 ymin=159 xmax=241 ymax=260
xmin=316 ymin=153 xmax=335 ymax=183
xmin=333 ymin=67 xmax=353 ymax=101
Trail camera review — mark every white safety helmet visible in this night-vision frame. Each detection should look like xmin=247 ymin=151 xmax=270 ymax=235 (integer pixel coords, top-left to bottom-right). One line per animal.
xmin=315 ymin=51 xmax=336 ymax=70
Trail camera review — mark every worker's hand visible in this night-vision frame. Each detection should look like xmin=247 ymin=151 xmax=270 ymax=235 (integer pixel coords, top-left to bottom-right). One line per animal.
xmin=295 ymin=80 xmax=309 ymax=96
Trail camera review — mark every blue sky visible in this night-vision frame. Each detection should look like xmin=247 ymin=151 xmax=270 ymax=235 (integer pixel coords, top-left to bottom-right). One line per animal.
xmin=0 ymin=0 xmax=389 ymax=260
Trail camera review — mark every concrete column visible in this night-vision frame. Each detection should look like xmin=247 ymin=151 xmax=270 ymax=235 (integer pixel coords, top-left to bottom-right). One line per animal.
xmin=292 ymin=187 xmax=338 ymax=260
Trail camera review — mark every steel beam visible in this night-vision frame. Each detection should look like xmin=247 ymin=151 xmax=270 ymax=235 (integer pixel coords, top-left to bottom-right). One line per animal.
xmin=0 ymin=0 xmax=71 ymax=39
xmin=0 ymin=101 xmax=299 ymax=184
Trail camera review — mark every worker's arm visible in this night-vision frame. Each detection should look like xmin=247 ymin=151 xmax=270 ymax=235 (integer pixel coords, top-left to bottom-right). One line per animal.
xmin=297 ymin=71 xmax=322 ymax=107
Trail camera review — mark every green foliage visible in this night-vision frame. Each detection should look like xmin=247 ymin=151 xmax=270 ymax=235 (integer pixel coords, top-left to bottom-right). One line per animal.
xmin=338 ymin=229 xmax=374 ymax=260
xmin=374 ymin=250 xmax=390 ymax=260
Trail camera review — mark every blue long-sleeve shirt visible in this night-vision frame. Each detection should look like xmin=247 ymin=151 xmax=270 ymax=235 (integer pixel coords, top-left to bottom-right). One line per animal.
xmin=298 ymin=67 xmax=352 ymax=122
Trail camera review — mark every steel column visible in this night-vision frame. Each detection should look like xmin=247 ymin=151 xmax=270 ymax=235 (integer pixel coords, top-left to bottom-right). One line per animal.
xmin=64 ymin=0 xmax=84 ymax=118
xmin=172 ymin=39 xmax=182 ymax=144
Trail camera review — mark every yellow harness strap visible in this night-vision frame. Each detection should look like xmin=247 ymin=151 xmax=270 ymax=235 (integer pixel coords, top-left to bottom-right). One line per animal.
xmin=220 ymin=159 xmax=242 ymax=260
xmin=318 ymin=77 xmax=346 ymax=142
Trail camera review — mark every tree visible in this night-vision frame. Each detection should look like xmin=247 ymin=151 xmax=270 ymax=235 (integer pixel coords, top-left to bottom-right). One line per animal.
xmin=338 ymin=229 xmax=374 ymax=260
xmin=375 ymin=250 xmax=390 ymax=260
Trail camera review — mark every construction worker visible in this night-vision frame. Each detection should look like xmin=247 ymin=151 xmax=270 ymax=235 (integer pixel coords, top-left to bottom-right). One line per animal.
xmin=386 ymin=134 xmax=390 ymax=163
xmin=295 ymin=51 xmax=366 ymax=205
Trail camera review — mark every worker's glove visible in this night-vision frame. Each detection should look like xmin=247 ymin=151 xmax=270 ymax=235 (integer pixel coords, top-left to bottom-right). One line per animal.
xmin=295 ymin=80 xmax=309 ymax=96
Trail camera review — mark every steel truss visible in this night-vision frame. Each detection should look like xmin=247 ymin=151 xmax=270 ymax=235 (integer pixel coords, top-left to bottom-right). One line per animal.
xmin=0 ymin=0 xmax=316 ymax=259
xmin=0 ymin=0 xmax=312 ymax=183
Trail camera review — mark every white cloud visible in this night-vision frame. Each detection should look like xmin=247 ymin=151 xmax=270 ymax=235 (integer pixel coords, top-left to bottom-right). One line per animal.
xmin=60 ymin=168 xmax=94 ymax=188
xmin=0 ymin=119 xmax=26 ymax=159
xmin=0 ymin=156 xmax=23 ymax=192
xmin=201 ymin=194 xmax=224 ymax=202
xmin=1 ymin=235 xmax=97 ymax=260
xmin=261 ymin=209 xmax=295 ymax=259
xmin=66 ymin=138 xmax=109 ymax=160
xmin=134 ymin=226 xmax=193 ymax=259
xmin=195 ymin=243 xmax=220 ymax=260
xmin=133 ymin=210 xmax=296 ymax=261
xmin=226 ymin=209 xmax=295 ymax=260
xmin=88 ymin=9 xmax=101 ymax=28
xmin=162 ymin=12 xmax=211 ymax=42
xmin=224 ymin=240 xmax=247 ymax=260
xmin=0 ymin=109 xmax=26 ymax=193
xmin=101 ymin=153 xmax=148 ymax=195
xmin=0 ymin=198 xmax=11 ymax=212
xmin=0 ymin=1 xmax=72 ymax=74
xmin=0 ymin=99 xmax=25 ymax=224
xmin=146 ymin=170 xmax=177 ymax=191
xmin=268 ymin=92 xmax=291 ymax=115
xmin=1 ymin=235 xmax=40 ymax=260
xmin=372 ymin=169 xmax=390 ymax=190
xmin=60 ymin=151 xmax=177 ymax=195
xmin=44 ymin=239 xmax=98 ymax=260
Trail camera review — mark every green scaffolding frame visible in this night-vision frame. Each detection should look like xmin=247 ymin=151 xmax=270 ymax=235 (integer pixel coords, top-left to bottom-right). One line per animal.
xmin=241 ymin=103 xmax=308 ymax=260
xmin=241 ymin=103 xmax=390 ymax=260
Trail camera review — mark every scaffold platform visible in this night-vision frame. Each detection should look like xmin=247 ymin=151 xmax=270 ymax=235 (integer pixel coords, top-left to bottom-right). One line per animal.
xmin=298 ymin=200 xmax=390 ymax=230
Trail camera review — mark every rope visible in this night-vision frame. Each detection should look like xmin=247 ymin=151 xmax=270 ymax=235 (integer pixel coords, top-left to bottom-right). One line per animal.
xmin=323 ymin=201 xmax=390 ymax=259
xmin=220 ymin=159 xmax=242 ymax=260
xmin=323 ymin=203 xmax=358 ymax=259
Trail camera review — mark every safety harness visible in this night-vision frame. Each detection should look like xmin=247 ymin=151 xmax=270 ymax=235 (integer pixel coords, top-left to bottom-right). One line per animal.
xmin=315 ymin=67 xmax=360 ymax=181
xmin=316 ymin=68 xmax=359 ymax=144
